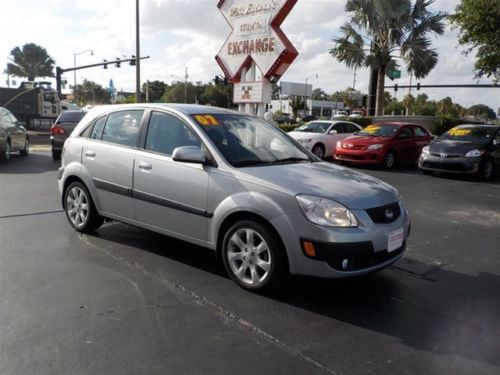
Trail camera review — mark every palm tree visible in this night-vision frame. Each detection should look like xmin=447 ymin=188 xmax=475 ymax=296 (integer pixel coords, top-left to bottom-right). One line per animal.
xmin=402 ymin=94 xmax=415 ymax=115
xmin=329 ymin=0 xmax=445 ymax=116
xmin=7 ymin=43 xmax=55 ymax=82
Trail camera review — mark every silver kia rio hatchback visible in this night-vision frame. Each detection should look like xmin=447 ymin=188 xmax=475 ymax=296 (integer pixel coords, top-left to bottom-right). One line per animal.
xmin=58 ymin=104 xmax=410 ymax=291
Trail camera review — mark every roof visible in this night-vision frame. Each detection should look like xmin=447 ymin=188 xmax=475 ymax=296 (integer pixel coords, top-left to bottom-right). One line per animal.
xmin=373 ymin=122 xmax=420 ymax=126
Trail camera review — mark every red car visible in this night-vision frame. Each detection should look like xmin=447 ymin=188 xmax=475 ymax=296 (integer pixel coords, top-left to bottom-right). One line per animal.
xmin=334 ymin=122 xmax=433 ymax=168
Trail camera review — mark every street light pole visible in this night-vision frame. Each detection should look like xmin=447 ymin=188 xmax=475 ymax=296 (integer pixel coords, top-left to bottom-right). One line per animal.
xmin=135 ymin=0 xmax=141 ymax=103
xmin=73 ymin=49 xmax=93 ymax=95
xmin=304 ymin=73 xmax=318 ymax=113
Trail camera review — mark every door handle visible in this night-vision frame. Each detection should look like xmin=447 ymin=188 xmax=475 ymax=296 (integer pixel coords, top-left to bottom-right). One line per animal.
xmin=138 ymin=161 xmax=152 ymax=171
xmin=85 ymin=150 xmax=96 ymax=157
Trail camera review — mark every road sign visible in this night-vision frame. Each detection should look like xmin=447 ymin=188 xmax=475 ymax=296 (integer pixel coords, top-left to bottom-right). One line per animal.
xmin=388 ymin=69 xmax=401 ymax=79
xmin=215 ymin=0 xmax=298 ymax=83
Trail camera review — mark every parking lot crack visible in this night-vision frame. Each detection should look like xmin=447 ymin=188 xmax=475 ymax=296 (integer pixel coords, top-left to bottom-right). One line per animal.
xmin=0 ymin=209 xmax=63 ymax=219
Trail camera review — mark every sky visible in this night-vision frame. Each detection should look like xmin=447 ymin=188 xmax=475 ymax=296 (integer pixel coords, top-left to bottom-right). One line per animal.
xmin=0 ymin=0 xmax=498 ymax=111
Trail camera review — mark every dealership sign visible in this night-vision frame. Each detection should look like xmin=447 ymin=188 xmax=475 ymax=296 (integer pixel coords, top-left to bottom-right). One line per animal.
xmin=215 ymin=0 xmax=298 ymax=83
xmin=233 ymin=81 xmax=272 ymax=103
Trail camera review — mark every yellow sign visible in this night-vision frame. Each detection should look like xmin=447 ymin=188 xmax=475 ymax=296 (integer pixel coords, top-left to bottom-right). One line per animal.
xmin=364 ymin=125 xmax=381 ymax=133
xmin=448 ymin=128 xmax=471 ymax=136
xmin=193 ymin=115 xmax=220 ymax=126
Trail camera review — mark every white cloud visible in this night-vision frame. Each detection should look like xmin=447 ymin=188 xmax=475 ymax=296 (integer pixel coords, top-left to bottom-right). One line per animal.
xmin=0 ymin=0 xmax=497 ymax=110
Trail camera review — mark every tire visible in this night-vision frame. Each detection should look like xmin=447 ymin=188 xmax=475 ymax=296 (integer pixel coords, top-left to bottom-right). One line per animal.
xmin=20 ymin=137 xmax=29 ymax=156
xmin=311 ymin=143 xmax=325 ymax=159
xmin=221 ymin=220 xmax=287 ymax=291
xmin=52 ymin=149 xmax=62 ymax=160
xmin=478 ymin=159 xmax=494 ymax=180
xmin=383 ymin=151 xmax=396 ymax=169
xmin=1 ymin=141 xmax=11 ymax=162
xmin=64 ymin=181 xmax=104 ymax=233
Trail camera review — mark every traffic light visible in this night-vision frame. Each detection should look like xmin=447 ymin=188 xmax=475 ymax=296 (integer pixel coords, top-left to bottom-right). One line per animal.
xmin=103 ymin=59 xmax=108 ymax=69
xmin=416 ymin=82 xmax=420 ymax=90
xmin=394 ymin=84 xmax=398 ymax=92
xmin=129 ymin=55 xmax=136 ymax=66
xmin=115 ymin=58 xmax=121 ymax=68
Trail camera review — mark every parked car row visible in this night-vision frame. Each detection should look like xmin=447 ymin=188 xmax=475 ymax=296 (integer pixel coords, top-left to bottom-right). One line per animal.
xmin=0 ymin=107 xmax=29 ymax=162
xmin=286 ymin=119 xmax=499 ymax=181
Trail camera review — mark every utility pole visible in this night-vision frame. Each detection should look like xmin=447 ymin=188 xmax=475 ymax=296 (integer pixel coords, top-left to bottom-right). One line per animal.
xmin=352 ymin=66 xmax=357 ymax=90
xmin=135 ymin=0 xmax=141 ymax=103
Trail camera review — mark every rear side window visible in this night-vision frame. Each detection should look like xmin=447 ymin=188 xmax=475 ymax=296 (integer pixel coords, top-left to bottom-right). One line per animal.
xmin=89 ymin=116 xmax=107 ymax=140
xmin=332 ymin=123 xmax=346 ymax=133
xmin=145 ymin=111 xmax=201 ymax=156
xmin=413 ymin=126 xmax=429 ymax=137
xmin=58 ymin=111 xmax=86 ymax=123
xmin=101 ymin=110 xmax=144 ymax=147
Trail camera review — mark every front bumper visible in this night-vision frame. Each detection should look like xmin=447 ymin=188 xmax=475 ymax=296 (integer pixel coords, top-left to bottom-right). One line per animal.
xmin=270 ymin=200 xmax=411 ymax=278
xmin=418 ymin=154 xmax=480 ymax=174
xmin=334 ymin=149 xmax=385 ymax=164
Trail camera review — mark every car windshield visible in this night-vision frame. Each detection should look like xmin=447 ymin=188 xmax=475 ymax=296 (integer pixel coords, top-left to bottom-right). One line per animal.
xmin=294 ymin=122 xmax=330 ymax=133
xmin=439 ymin=127 xmax=496 ymax=143
xmin=193 ymin=114 xmax=313 ymax=167
xmin=358 ymin=124 xmax=399 ymax=137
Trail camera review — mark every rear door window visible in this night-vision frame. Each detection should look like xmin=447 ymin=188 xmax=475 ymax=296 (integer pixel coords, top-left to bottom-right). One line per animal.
xmin=89 ymin=116 xmax=107 ymax=140
xmin=101 ymin=110 xmax=144 ymax=147
xmin=413 ymin=126 xmax=429 ymax=137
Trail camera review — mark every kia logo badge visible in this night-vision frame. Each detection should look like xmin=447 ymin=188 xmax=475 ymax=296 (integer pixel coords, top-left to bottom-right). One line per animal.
xmin=385 ymin=209 xmax=394 ymax=220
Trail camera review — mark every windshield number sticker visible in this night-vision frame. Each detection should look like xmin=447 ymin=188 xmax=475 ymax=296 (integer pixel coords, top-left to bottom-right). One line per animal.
xmin=364 ymin=125 xmax=381 ymax=133
xmin=448 ymin=128 xmax=471 ymax=137
xmin=194 ymin=115 xmax=219 ymax=126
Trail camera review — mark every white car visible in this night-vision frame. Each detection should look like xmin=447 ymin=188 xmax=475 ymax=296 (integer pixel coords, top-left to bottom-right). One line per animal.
xmin=288 ymin=120 xmax=362 ymax=159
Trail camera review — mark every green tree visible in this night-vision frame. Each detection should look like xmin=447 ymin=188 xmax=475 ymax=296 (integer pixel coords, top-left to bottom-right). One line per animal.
xmin=329 ymin=0 xmax=445 ymax=116
xmin=449 ymin=0 xmax=500 ymax=82
xmin=402 ymin=94 xmax=415 ymax=115
xmin=436 ymin=97 xmax=458 ymax=118
xmin=161 ymin=82 xmax=198 ymax=103
xmin=289 ymin=97 xmax=308 ymax=120
xmin=200 ymin=83 xmax=233 ymax=108
xmin=467 ymin=104 xmax=496 ymax=121
xmin=74 ymin=79 xmax=111 ymax=106
xmin=143 ymin=80 xmax=168 ymax=102
xmin=6 ymin=43 xmax=55 ymax=81
xmin=311 ymin=88 xmax=329 ymax=100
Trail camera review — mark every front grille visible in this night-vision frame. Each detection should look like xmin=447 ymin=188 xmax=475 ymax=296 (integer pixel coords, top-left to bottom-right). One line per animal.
xmin=366 ymin=202 xmax=401 ymax=224
xmin=422 ymin=160 xmax=467 ymax=172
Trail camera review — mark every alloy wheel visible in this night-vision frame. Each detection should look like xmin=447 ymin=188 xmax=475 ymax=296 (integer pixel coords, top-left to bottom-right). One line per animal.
xmin=66 ymin=186 xmax=90 ymax=229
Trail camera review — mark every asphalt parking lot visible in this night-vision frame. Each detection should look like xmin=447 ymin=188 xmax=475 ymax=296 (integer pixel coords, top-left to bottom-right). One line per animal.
xmin=1 ymin=150 xmax=499 ymax=375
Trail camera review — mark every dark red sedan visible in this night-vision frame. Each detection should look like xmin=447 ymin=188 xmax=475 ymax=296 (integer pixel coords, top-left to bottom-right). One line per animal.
xmin=334 ymin=122 xmax=433 ymax=168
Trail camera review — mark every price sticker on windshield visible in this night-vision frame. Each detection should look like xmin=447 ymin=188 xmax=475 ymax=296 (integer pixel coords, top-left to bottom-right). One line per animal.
xmin=448 ymin=128 xmax=471 ymax=137
xmin=364 ymin=125 xmax=381 ymax=133
xmin=193 ymin=115 xmax=220 ymax=126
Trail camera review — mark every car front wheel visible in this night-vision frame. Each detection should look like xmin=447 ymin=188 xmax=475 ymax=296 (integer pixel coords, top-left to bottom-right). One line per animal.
xmin=479 ymin=159 xmax=494 ymax=180
xmin=64 ymin=181 xmax=103 ymax=233
xmin=311 ymin=144 xmax=325 ymax=159
xmin=384 ymin=151 xmax=396 ymax=168
xmin=1 ymin=141 xmax=11 ymax=162
xmin=222 ymin=220 xmax=287 ymax=291
xmin=20 ymin=137 xmax=29 ymax=156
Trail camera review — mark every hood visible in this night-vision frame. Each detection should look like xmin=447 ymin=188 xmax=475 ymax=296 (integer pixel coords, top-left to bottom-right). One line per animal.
xmin=236 ymin=162 xmax=399 ymax=210
xmin=341 ymin=135 xmax=390 ymax=146
xmin=429 ymin=139 xmax=487 ymax=155
xmin=288 ymin=131 xmax=321 ymax=140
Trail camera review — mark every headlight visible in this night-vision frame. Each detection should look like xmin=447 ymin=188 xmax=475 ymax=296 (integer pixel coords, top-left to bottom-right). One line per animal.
xmin=296 ymin=195 xmax=358 ymax=227
xmin=421 ymin=146 xmax=430 ymax=154
xmin=298 ymin=138 xmax=312 ymax=144
xmin=367 ymin=144 xmax=383 ymax=150
xmin=465 ymin=149 xmax=483 ymax=157
xmin=336 ymin=141 xmax=342 ymax=149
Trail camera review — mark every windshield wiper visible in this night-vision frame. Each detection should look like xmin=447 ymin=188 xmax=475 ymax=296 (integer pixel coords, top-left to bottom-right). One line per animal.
xmin=232 ymin=159 xmax=271 ymax=167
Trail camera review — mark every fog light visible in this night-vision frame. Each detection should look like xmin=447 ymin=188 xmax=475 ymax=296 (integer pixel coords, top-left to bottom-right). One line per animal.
xmin=342 ymin=259 xmax=349 ymax=270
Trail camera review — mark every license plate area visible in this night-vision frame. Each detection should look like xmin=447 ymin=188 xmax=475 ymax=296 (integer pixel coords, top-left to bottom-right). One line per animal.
xmin=388 ymin=228 xmax=404 ymax=252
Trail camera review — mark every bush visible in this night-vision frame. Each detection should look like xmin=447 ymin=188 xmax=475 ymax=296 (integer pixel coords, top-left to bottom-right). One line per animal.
xmin=278 ymin=124 xmax=299 ymax=132
xmin=432 ymin=117 xmax=471 ymax=135
xmin=349 ymin=117 xmax=374 ymax=128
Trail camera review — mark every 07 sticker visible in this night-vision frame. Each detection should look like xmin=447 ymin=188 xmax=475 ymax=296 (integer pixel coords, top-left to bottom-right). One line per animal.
xmin=193 ymin=115 xmax=219 ymax=126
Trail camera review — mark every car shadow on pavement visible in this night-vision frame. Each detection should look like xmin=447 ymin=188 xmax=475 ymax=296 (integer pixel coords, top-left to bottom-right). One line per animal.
xmin=90 ymin=223 xmax=500 ymax=370
xmin=0 ymin=152 xmax=60 ymax=174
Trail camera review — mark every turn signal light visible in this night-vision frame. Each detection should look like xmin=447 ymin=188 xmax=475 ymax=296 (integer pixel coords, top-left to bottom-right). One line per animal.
xmin=303 ymin=241 xmax=316 ymax=257
xmin=51 ymin=125 xmax=65 ymax=136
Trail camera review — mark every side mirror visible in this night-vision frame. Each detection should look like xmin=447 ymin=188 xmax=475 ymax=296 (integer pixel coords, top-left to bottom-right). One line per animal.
xmin=172 ymin=146 xmax=207 ymax=164
xmin=328 ymin=129 xmax=338 ymax=134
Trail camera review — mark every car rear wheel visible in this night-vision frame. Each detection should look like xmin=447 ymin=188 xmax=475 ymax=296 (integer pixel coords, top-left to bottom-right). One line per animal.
xmin=64 ymin=181 xmax=103 ymax=233
xmin=1 ymin=141 xmax=11 ymax=162
xmin=479 ymin=159 xmax=494 ymax=180
xmin=384 ymin=151 xmax=396 ymax=168
xmin=20 ymin=138 xmax=29 ymax=156
xmin=311 ymin=144 xmax=325 ymax=159
xmin=52 ymin=149 xmax=62 ymax=160
xmin=222 ymin=220 xmax=287 ymax=291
